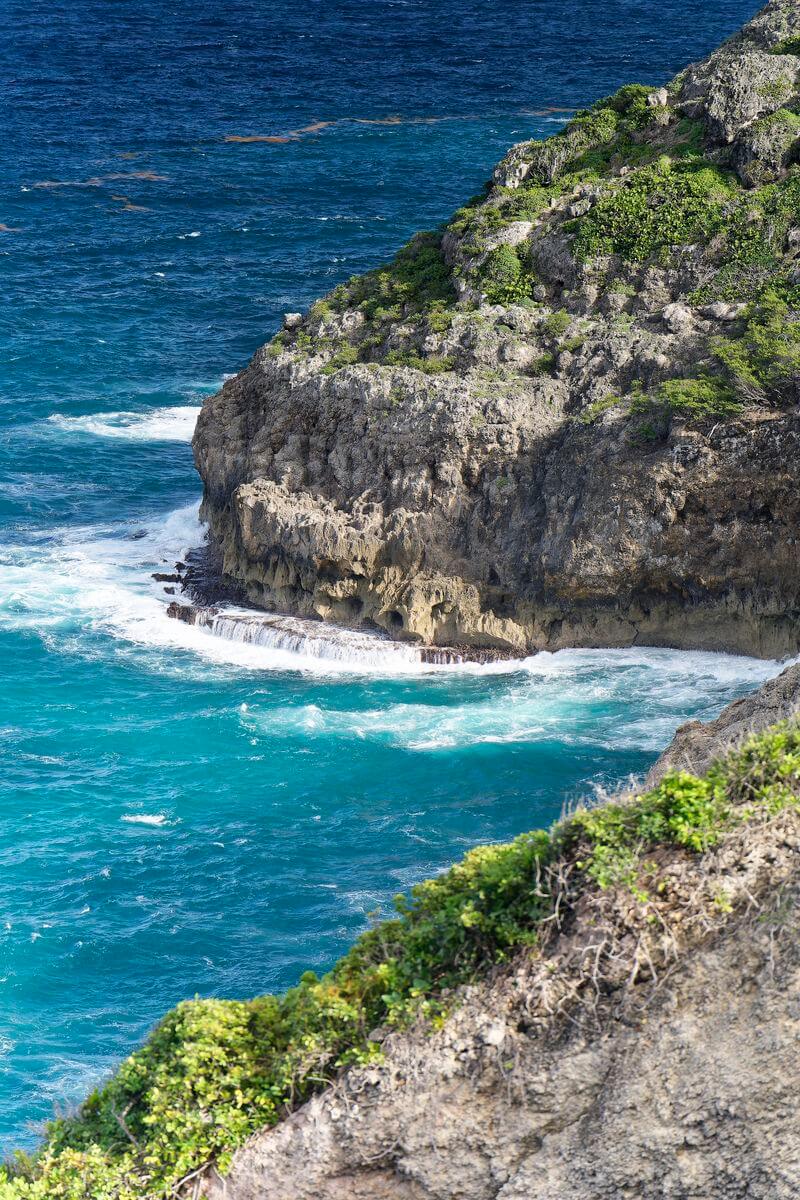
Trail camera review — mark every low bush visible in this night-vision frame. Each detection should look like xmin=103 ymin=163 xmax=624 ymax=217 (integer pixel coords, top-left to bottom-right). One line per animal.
xmin=579 ymin=394 xmax=620 ymax=423
xmin=478 ymin=245 xmax=531 ymax=304
xmin=770 ymin=36 xmax=800 ymax=56
xmin=635 ymin=374 xmax=740 ymax=420
xmin=383 ymin=350 xmax=455 ymax=373
xmin=320 ymin=341 xmax=360 ymax=374
xmin=572 ymin=158 xmax=735 ymax=263
xmin=543 ymin=309 xmax=571 ymax=338
xmin=331 ymin=233 xmax=455 ymax=321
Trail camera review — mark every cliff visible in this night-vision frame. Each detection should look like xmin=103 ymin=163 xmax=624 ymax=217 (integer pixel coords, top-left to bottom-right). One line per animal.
xmin=195 ymin=0 xmax=800 ymax=659
xmin=197 ymin=776 xmax=800 ymax=1200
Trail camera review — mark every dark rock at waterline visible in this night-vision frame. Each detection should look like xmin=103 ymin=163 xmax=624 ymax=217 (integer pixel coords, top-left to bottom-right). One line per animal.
xmin=181 ymin=543 xmax=247 ymax=607
xmin=128 ymin=529 xmax=147 ymax=540
xmin=166 ymin=601 xmax=211 ymax=624
xmin=152 ymin=572 xmax=182 ymax=583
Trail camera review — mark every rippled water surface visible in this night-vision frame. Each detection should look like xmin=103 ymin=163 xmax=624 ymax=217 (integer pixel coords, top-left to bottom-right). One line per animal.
xmin=0 ymin=0 xmax=769 ymax=1148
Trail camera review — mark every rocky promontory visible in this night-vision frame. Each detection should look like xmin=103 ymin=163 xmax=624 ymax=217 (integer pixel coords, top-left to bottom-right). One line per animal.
xmin=195 ymin=0 xmax=800 ymax=658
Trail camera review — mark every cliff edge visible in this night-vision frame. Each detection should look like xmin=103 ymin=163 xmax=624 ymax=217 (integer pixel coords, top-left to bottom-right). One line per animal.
xmin=195 ymin=0 xmax=800 ymax=658
xmin=197 ymin=807 xmax=800 ymax=1200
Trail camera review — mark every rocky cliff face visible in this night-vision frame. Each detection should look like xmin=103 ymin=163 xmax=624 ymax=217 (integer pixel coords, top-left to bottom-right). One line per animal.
xmin=195 ymin=0 xmax=800 ymax=658
xmin=648 ymin=656 xmax=800 ymax=781
xmin=199 ymin=886 xmax=800 ymax=1199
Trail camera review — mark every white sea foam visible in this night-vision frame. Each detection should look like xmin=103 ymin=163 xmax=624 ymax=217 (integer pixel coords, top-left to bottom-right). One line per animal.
xmin=0 ymin=501 xmax=434 ymax=676
xmin=121 ymin=814 xmax=169 ymax=826
xmin=47 ymin=405 xmax=201 ymax=442
xmin=239 ymin=644 xmax=789 ymax=751
xmin=0 ymin=498 xmax=793 ymax=719
xmin=200 ymin=608 xmax=448 ymax=670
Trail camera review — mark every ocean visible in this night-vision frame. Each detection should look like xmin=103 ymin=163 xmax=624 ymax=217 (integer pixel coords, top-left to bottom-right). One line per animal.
xmin=0 ymin=0 xmax=771 ymax=1149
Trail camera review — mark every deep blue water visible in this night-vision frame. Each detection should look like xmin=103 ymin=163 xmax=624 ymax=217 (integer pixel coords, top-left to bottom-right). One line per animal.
xmin=0 ymin=0 xmax=772 ymax=1151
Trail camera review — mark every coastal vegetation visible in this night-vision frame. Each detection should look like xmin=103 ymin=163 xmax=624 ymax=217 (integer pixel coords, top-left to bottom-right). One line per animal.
xmin=268 ymin=61 xmax=800 ymax=444
xmin=4 ymin=722 xmax=800 ymax=1199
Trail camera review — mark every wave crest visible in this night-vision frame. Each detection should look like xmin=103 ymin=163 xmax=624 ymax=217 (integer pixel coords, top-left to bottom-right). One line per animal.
xmin=47 ymin=406 xmax=200 ymax=442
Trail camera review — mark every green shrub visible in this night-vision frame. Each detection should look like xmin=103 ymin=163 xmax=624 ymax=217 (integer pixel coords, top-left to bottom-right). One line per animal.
xmin=479 ymin=244 xmax=531 ymax=304
xmin=521 ymin=105 xmax=620 ymax=186
xmin=770 ymin=36 xmax=800 ymax=56
xmin=690 ymin=169 xmax=800 ymax=302
xmin=651 ymin=374 xmax=740 ymax=419
xmin=602 ymin=82 xmax=654 ymax=125
xmin=607 ymin=279 xmax=636 ymax=296
xmin=530 ymin=352 xmax=556 ymax=375
xmin=265 ymin=331 xmax=287 ymax=357
xmin=543 ymin=309 xmax=571 ymax=338
xmin=670 ymin=116 xmax=707 ymax=160
xmin=625 ymin=374 xmax=740 ymax=430
xmin=572 ymin=159 xmax=735 ymax=263
xmin=525 ymin=81 xmax=668 ymax=188
xmin=320 ymin=342 xmax=360 ymax=374
xmin=425 ymin=304 xmax=454 ymax=333
xmin=579 ymin=394 xmax=620 ymax=423
xmin=713 ymin=288 xmax=800 ymax=403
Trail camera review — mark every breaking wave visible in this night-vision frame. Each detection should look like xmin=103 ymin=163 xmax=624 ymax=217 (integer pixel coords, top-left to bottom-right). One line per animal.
xmin=46 ymin=405 xmax=201 ymax=442
xmin=0 ymin=501 xmax=792 ymax=692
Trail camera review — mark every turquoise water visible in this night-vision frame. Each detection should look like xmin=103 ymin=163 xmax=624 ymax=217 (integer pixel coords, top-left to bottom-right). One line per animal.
xmin=0 ymin=0 xmax=773 ymax=1150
